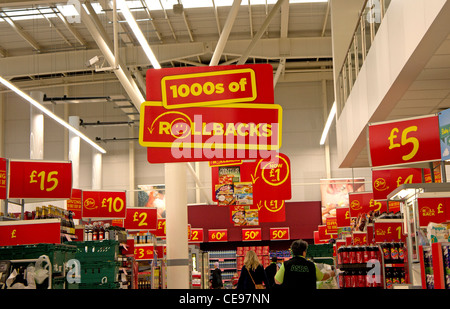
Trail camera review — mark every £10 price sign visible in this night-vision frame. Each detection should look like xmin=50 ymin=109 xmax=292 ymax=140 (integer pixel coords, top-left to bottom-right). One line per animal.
xmin=8 ymin=160 xmax=72 ymax=199
xmin=82 ymin=190 xmax=126 ymax=219
xmin=368 ymin=115 xmax=441 ymax=167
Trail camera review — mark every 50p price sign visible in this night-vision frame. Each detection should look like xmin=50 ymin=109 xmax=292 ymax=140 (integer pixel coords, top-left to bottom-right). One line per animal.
xmin=124 ymin=207 xmax=157 ymax=231
xmin=269 ymin=227 xmax=290 ymax=241
xmin=8 ymin=160 xmax=72 ymax=199
xmin=242 ymin=228 xmax=262 ymax=241
xmin=82 ymin=190 xmax=126 ymax=219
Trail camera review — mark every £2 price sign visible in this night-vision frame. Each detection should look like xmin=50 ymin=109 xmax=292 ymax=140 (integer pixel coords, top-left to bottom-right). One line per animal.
xmin=8 ymin=160 xmax=72 ymax=199
xmin=124 ymin=207 xmax=157 ymax=231
xmin=368 ymin=115 xmax=441 ymax=167
xmin=82 ymin=190 xmax=126 ymax=219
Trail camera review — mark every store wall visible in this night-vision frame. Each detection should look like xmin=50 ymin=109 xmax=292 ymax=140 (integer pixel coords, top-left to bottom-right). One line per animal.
xmin=2 ymin=78 xmax=372 ymax=213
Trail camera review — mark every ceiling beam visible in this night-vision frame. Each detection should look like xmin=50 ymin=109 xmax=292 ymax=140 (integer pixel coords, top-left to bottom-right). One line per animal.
xmin=1 ymin=12 xmax=41 ymax=51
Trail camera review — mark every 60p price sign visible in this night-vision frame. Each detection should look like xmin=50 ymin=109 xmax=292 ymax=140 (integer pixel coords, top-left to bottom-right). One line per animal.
xmin=208 ymin=229 xmax=228 ymax=242
xmin=8 ymin=160 xmax=72 ymax=199
xmin=82 ymin=190 xmax=126 ymax=219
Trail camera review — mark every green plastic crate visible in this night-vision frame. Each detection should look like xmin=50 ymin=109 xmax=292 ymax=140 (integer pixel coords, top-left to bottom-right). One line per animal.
xmin=0 ymin=243 xmax=77 ymax=274
xmin=70 ymin=240 xmax=119 ymax=263
xmin=79 ymin=261 xmax=120 ymax=285
xmin=306 ymin=244 xmax=333 ymax=258
xmin=77 ymin=282 xmax=120 ymax=289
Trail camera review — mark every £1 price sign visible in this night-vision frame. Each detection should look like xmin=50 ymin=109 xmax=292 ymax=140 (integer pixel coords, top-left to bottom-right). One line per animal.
xmin=208 ymin=229 xmax=228 ymax=242
xmin=368 ymin=115 xmax=441 ymax=167
xmin=124 ymin=207 xmax=157 ymax=231
xmin=242 ymin=228 xmax=262 ymax=241
xmin=374 ymin=221 xmax=406 ymax=243
xmin=8 ymin=160 xmax=72 ymax=199
xmin=82 ymin=190 xmax=126 ymax=219
xmin=269 ymin=227 xmax=290 ymax=241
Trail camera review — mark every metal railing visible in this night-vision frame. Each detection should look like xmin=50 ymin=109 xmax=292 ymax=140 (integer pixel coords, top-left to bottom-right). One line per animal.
xmin=336 ymin=0 xmax=392 ymax=116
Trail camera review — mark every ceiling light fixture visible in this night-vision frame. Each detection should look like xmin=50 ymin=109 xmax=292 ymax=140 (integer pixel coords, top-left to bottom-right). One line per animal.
xmin=117 ymin=0 xmax=161 ymax=69
xmin=319 ymin=101 xmax=336 ymax=145
xmin=0 ymin=75 xmax=107 ymax=154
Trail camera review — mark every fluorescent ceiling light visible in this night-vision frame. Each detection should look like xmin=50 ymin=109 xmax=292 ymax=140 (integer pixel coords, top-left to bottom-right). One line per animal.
xmin=0 ymin=76 xmax=107 ymax=154
xmin=118 ymin=0 xmax=161 ymax=69
xmin=319 ymin=101 xmax=336 ymax=145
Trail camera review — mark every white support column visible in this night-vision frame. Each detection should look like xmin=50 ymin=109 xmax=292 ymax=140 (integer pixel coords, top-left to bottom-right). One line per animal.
xmin=92 ymin=151 xmax=102 ymax=190
xmin=69 ymin=116 xmax=80 ymax=188
xmin=128 ymin=125 xmax=135 ymax=207
xmin=29 ymin=91 xmax=44 ymax=160
xmin=165 ymin=162 xmax=189 ymax=289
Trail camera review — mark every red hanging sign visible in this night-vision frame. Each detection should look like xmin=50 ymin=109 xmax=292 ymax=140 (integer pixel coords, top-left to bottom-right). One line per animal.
xmin=242 ymin=228 xmax=262 ymax=241
xmin=208 ymin=229 xmax=228 ymax=242
xmin=146 ymin=64 xmax=274 ymax=105
xmin=189 ymin=228 xmax=204 ymax=243
xmin=0 ymin=219 xmax=61 ymax=246
xmin=336 ymin=206 xmax=350 ymax=227
xmin=368 ymin=115 xmax=441 ymax=167
xmin=269 ymin=227 xmax=290 ymax=241
xmin=417 ymin=197 xmax=449 ymax=227
xmin=82 ymin=190 xmax=126 ymax=219
xmin=372 ymin=168 xmax=423 ymax=200
xmin=67 ymin=188 xmax=82 ymax=219
xmin=124 ymin=207 xmax=158 ymax=231
xmin=374 ymin=220 xmax=406 ymax=243
xmin=0 ymin=158 xmax=6 ymax=199
xmin=8 ymin=160 xmax=72 ymax=199
xmin=134 ymin=244 xmax=154 ymax=260
xmin=155 ymin=218 xmax=166 ymax=238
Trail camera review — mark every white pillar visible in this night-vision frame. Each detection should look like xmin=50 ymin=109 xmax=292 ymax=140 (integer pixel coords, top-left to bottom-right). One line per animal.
xmin=92 ymin=151 xmax=102 ymax=190
xmin=165 ymin=162 xmax=189 ymax=289
xmin=129 ymin=125 xmax=135 ymax=207
xmin=69 ymin=116 xmax=80 ymax=188
xmin=29 ymin=91 xmax=44 ymax=160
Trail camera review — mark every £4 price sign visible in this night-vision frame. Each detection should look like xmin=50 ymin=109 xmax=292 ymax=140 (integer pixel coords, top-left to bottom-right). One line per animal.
xmin=368 ymin=115 xmax=441 ymax=167
xmin=8 ymin=160 xmax=72 ymax=199
xmin=82 ymin=190 xmax=126 ymax=219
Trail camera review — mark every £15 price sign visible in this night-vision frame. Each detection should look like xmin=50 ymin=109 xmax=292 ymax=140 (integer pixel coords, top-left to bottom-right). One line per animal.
xmin=208 ymin=229 xmax=228 ymax=242
xmin=242 ymin=228 xmax=262 ymax=241
xmin=82 ymin=190 xmax=126 ymax=219
xmin=124 ymin=207 xmax=157 ymax=231
xmin=269 ymin=227 xmax=290 ymax=241
xmin=8 ymin=160 xmax=72 ymax=199
xmin=368 ymin=115 xmax=441 ymax=167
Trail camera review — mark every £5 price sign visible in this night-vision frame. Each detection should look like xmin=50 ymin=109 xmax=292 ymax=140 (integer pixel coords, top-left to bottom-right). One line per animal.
xmin=82 ymin=190 xmax=126 ymax=219
xmin=368 ymin=115 xmax=441 ymax=167
xmin=124 ymin=207 xmax=157 ymax=231
xmin=8 ymin=160 xmax=72 ymax=199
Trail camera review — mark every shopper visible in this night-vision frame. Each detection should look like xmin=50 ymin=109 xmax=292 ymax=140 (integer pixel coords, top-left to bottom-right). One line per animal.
xmin=274 ymin=239 xmax=335 ymax=289
xmin=236 ymin=250 xmax=270 ymax=290
xmin=264 ymin=256 xmax=278 ymax=288
xmin=211 ymin=262 xmax=223 ymax=289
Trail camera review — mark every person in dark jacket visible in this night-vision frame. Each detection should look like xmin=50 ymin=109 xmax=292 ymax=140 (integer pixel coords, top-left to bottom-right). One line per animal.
xmin=264 ymin=256 xmax=278 ymax=288
xmin=237 ymin=250 xmax=270 ymax=290
xmin=211 ymin=262 xmax=223 ymax=289
xmin=274 ymin=239 xmax=335 ymax=289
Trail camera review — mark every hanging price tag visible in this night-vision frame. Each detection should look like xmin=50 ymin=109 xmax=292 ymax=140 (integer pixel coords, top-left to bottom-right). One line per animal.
xmin=242 ymin=228 xmax=262 ymax=241
xmin=269 ymin=227 xmax=290 ymax=241
xmin=374 ymin=220 xmax=406 ymax=243
xmin=82 ymin=190 xmax=126 ymax=219
xmin=134 ymin=244 xmax=154 ymax=260
xmin=8 ymin=160 xmax=72 ymax=199
xmin=189 ymin=228 xmax=204 ymax=243
xmin=124 ymin=207 xmax=157 ymax=231
xmin=208 ymin=229 xmax=228 ymax=242
xmin=155 ymin=218 xmax=166 ymax=238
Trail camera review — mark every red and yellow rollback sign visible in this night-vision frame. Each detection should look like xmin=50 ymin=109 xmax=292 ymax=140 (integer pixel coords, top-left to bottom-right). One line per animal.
xmin=368 ymin=115 xmax=441 ymax=167
xmin=146 ymin=64 xmax=274 ymax=107
xmin=82 ymin=190 xmax=126 ymax=219
xmin=0 ymin=158 xmax=6 ymax=199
